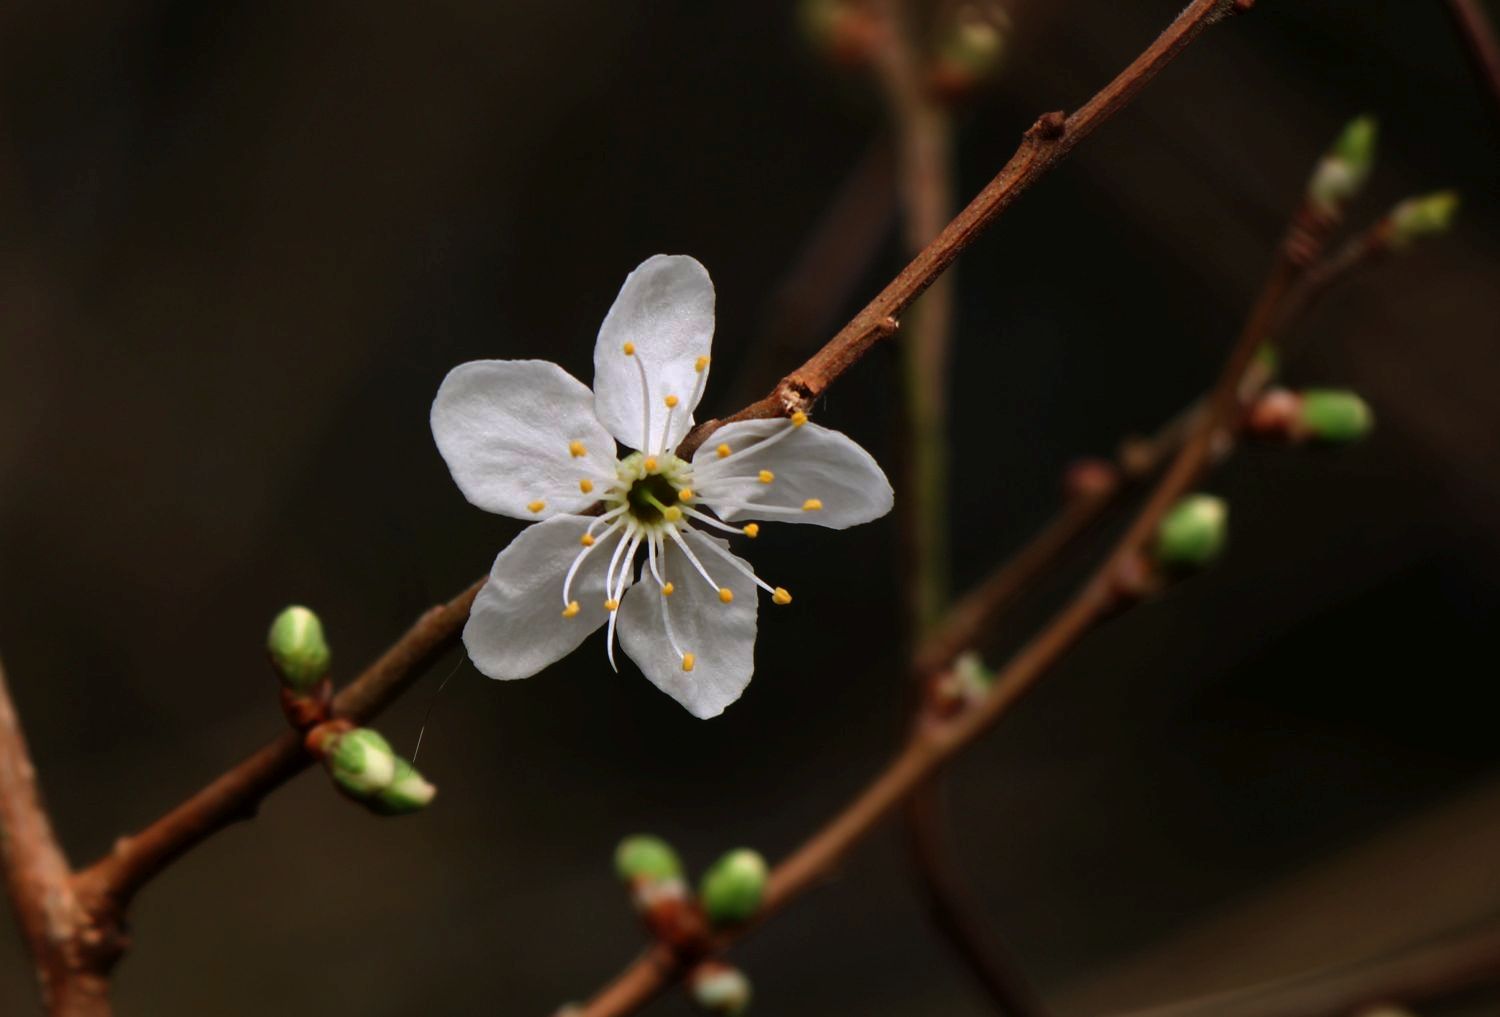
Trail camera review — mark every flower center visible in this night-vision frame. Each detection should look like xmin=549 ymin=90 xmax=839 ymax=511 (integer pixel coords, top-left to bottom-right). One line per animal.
xmin=607 ymin=451 xmax=692 ymax=531
xmin=626 ymin=473 xmax=681 ymax=524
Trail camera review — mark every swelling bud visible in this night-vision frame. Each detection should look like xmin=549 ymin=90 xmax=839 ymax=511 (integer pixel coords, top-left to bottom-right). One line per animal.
xmin=266 ymin=605 xmax=331 ymax=693
xmin=1308 ymin=114 xmax=1377 ymax=214
xmin=615 ymin=834 xmax=684 ymax=884
xmin=1154 ymin=494 xmax=1228 ymax=569
xmin=371 ymin=757 xmax=438 ymax=815
xmin=325 ymin=727 xmax=398 ymax=797
xmin=1388 ymin=190 xmax=1459 ymax=250
xmin=689 ymin=962 xmax=752 ymax=1015
xmin=699 ymin=848 xmax=767 ymax=926
xmin=1298 ymin=389 xmax=1374 ymax=443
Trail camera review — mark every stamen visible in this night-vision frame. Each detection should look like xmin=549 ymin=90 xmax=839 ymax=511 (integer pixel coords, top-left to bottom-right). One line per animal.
xmin=604 ymin=530 xmax=641 ymax=671
xmin=678 ymin=488 xmax=693 ymax=500
xmin=686 ymin=357 xmax=711 ymax=413
xmin=694 ymin=530 xmax=784 ymax=599
xmin=562 ymin=601 xmax=581 ymax=618
xmin=640 ymin=489 xmax=683 ymax=524
xmin=664 ymin=394 xmax=679 ymax=408
xmin=656 ymin=401 xmax=676 ymax=455
xmin=662 ymin=582 xmax=675 ymax=596
xmin=604 ymin=598 xmax=619 ymax=611
xmin=579 ymin=478 xmax=595 ymax=494
xmin=629 ymin=347 xmax=653 ymax=452
xmin=562 ymin=518 xmax=621 ymax=606
xmin=687 ymin=497 xmax=812 ymax=518
xmin=648 ymin=536 xmax=685 ymax=658
xmin=758 ymin=470 xmax=774 ymax=484
xmin=743 ymin=523 xmax=760 ymax=538
xmin=802 ymin=498 xmax=823 ymax=511
xmin=716 ymin=443 xmax=731 ymax=459
xmin=695 ymin=355 xmax=710 ymax=372
xmin=569 ymin=440 xmax=587 ymax=458
xmin=623 ymin=342 xmax=636 ymax=355
xmin=773 ymin=588 xmax=792 ymax=605
xmin=694 ymin=417 xmax=803 ymax=473
xmin=665 ymin=527 xmax=722 ymax=593
xmin=580 ymin=534 xmax=595 ymax=547
xmin=718 ymin=588 xmax=734 ymax=604
xmin=643 ymin=457 xmax=659 ymax=473
xmin=528 ymin=500 xmax=546 ymax=513
xmin=682 ymin=652 xmax=696 ymax=672
xmin=680 ymin=507 xmax=745 ymax=537
xmin=790 ymin=411 xmax=808 ymax=427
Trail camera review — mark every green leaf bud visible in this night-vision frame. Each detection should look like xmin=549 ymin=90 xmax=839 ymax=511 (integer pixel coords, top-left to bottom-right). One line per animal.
xmin=689 ymin=962 xmax=752 ymax=1015
xmin=698 ymin=848 xmax=767 ymax=927
xmin=370 ymin=757 xmax=437 ymax=815
xmin=266 ymin=605 xmax=331 ymax=693
xmin=1298 ymin=389 xmax=1374 ymax=443
xmin=1308 ymin=114 xmax=1377 ymax=213
xmin=1154 ymin=494 xmax=1228 ymax=569
xmin=326 ymin=728 xmax=397 ymax=797
xmin=614 ymin=835 xmax=684 ymax=884
xmin=1388 ymin=190 xmax=1459 ymax=250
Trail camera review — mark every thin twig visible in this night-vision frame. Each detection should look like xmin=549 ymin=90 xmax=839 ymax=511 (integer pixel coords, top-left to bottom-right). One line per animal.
xmin=0 ymin=660 xmax=111 ymax=1015
xmin=1446 ymin=0 xmax=1500 ymax=120
xmin=71 ymin=578 xmax=484 ymax=915
xmin=1100 ymin=920 xmax=1500 ymax=1017
xmin=677 ymin=0 xmax=1255 ymax=459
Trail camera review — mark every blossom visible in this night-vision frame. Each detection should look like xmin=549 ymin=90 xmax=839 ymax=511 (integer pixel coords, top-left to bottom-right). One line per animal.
xmin=431 ymin=255 xmax=893 ymax=718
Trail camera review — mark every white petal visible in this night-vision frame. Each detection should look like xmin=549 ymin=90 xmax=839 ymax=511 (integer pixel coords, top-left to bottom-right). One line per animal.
xmin=617 ymin=530 xmax=757 ymax=718
xmin=432 ymin=360 xmax=618 ymax=520
xmin=464 ymin=514 xmax=621 ymax=681
xmin=592 ymin=255 xmax=715 ymax=453
xmin=693 ymin=419 xmax=894 ymax=529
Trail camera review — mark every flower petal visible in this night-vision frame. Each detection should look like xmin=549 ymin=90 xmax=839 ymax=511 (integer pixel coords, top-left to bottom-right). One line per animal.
xmin=464 ymin=514 xmax=622 ymax=681
xmin=592 ymin=255 xmax=715 ymax=453
xmin=692 ymin=419 xmax=894 ymax=529
xmin=617 ymin=530 xmax=757 ymax=718
xmin=432 ymin=360 xmax=618 ymax=520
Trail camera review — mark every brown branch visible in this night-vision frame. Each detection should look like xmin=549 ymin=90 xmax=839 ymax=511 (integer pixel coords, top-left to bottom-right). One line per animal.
xmin=1 ymin=660 xmax=112 ymax=1015
xmin=69 ymin=579 xmax=484 ymax=923
xmin=678 ymin=0 xmax=1254 ymax=458
xmin=1446 ymin=0 xmax=1500 ymax=121
xmin=1101 ymin=921 xmax=1500 ymax=1017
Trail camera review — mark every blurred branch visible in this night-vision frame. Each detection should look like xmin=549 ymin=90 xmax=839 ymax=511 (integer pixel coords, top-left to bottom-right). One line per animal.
xmin=677 ymin=0 xmax=1256 ymax=458
xmin=0 ymin=660 xmax=110 ymax=1015
xmin=1445 ymin=0 xmax=1500 ymax=120
xmin=1101 ymin=921 xmax=1500 ymax=1017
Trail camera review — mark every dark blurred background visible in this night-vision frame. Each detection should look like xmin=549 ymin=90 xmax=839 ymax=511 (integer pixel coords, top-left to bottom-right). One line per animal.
xmin=3 ymin=1 xmax=1499 ymax=1014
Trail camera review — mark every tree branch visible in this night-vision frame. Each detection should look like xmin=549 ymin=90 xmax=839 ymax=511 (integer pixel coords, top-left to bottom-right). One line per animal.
xmin=1 ymin=660 xmax=112 ymax=1015
xmin=1446 ymin=0 xmax=1500 ymax=121
xmin=677 ymin=0 xmax=1254 ymax=458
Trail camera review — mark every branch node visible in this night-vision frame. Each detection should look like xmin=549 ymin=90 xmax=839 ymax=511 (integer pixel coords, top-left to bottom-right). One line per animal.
xmin=1031 ymin=111 xmax=1067 ymax=140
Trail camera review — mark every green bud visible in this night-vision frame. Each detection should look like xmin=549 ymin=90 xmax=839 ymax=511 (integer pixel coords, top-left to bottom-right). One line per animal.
xmin=690 ymin=962 xmax=752 ymax=1015
xmin=952 ymin=651 xmax=994 ymax=699
xmin=1388 ymin=190 xmax=1459 ymax=249
xmin=699 ymin=849 xmax=767 ymax=926
xmin=614 ymin=835 xmax=683 ymax=884
xmin=938 ymin=7 xmax=1010 ymax=78
xmin=370 ymin=757 xmax=437 ymax=815
xmin=1298 ymin=389 xmax=1374 ymax=443
xmin=1308 ymin=114 xmax=1377 ymax=212
xmin=1154 ymin=494 xmax=1228 ymax=569
xmin=266 ymin=605 xmax=331 ymax=693
xmin=326 ymin=728 xmax=397 ymax=797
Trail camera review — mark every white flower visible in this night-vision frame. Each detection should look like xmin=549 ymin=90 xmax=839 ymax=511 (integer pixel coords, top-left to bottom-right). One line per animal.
xmin=431 ymin=255 xmax=893 ymax=718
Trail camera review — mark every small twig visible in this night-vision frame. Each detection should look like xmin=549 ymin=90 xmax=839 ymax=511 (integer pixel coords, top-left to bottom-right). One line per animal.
xmin=1445 ymin=0 xmax=1500 ymax=121
xmin=0 ymin=660 xmax=111 ymax=1015
xmin=1100 ymin=920 xmax=1500 ymax=1017
xmin=677 ymin=0 xmax=1255 ymax=458
xmin=68 ymin=579 xmax=484 ymax=935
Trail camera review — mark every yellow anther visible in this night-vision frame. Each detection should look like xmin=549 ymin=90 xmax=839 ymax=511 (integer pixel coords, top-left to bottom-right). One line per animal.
xmin=580 ymin=533 xmax=595 ymax=547
xmin=790 ymin=411 xmax=808 ymax=428
xmin=742 ymin=523 xmax=760 ymax=538
xmin=568 ymin=440 xmax=587 ymax=458
xmin=562 ymin=601 xmax=581 ymax=618
xmin=758 ymin=470 xmax=774 ymax=484
xmin=663 ymin=505 xmax=683 ymax=522
xmin=772 ymin=587 xmax=792 ymax=605
xmin=718 ymin=587 xmax=734 ymax=604
xmin=681 ymin=652 xmax=696 ymax=672
xmin=643 ymin=457 xmax=659 ymax=473
xmin=579 ymin=478 xmax=595 ymax=494
xmin=695 ymin=355 xmax=710 ymax=372
xmin=527 ymin=500 xmax=546 ymax=513
xmin=802 ymin=498 xmax=823 ymax=511
xmin=716 ymin=443 xmax=731 ymax=459
xmin=664 ymin=394 xmax=679 ymax=408
xmin=661 ymin=582 xmax=675 ymax=596
xmin=604 ymin=598 xmax=620 ymax=612
xmin=623 ymin=342 xmax=636 ymax=355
